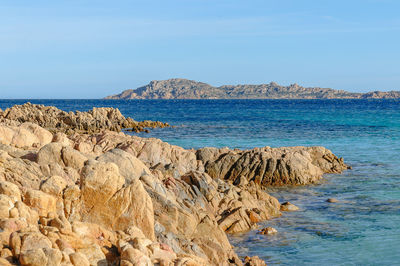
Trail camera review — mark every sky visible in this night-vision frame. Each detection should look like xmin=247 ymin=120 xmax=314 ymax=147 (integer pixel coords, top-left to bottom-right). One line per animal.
xmin=1 ymin=0 xmax=399 ymax=98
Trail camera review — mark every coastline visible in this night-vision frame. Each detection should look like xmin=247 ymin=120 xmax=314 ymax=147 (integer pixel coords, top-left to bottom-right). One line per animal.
xmin=0 ymin=104 xmax=349 ymax=265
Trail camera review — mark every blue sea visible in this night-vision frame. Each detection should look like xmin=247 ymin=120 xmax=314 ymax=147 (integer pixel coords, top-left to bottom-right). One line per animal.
xmin=1 ymin=99 xmax=399 ymax=265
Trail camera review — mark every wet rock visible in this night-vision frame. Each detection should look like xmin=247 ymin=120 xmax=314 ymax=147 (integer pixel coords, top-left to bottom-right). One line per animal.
xmin=244 ymin=255 xmax=266 ymax=266
xmin=258 ymin=227 xmax=277 ymax=235
xmin=280 ymin=202 xmax=299 ymax=211
xmin=327 ymin=198 xmax=338 ymax=203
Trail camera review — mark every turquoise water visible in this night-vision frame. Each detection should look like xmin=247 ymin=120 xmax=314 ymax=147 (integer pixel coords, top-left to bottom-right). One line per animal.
xmin=1 ymin=99 xmax=399 ymax=265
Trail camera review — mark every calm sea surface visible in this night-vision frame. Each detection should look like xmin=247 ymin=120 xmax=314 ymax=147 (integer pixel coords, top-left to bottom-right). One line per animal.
xmin=1 ymin=99 xmax=399 ymax=265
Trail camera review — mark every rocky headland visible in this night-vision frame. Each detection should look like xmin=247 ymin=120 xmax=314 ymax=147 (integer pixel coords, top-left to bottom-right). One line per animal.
xmin=0 ymin=104 xmax=349 ymax=265
xmin=104 ymin=78 xmax=400 ymax=100
xmin=0 ymin=103 xmax=170 ymax=135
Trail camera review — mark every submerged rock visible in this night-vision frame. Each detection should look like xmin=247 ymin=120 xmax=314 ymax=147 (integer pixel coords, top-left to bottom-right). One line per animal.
xmin=327 ymin=198 xmax=339 ymax=203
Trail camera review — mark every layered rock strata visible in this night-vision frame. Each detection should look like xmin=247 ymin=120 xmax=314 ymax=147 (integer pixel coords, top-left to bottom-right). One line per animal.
xmin=0 ymin=106 xmax=349 ymax=265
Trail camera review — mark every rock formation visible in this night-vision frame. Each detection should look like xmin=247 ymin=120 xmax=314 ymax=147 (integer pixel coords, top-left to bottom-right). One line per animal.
xmin=104 ymin=78 xmax=400 ymax=99
xmin=197 ymin=146 xmax=349 ymax=186
xmin=0 ymin=103 xmax=170 ymax=134
xmin=0 ymin=104 xmax=349 ymax=265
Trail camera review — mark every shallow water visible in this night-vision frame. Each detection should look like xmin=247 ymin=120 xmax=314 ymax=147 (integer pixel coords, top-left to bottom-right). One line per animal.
xmin=1 ymin=99 xmax=399 ymax=265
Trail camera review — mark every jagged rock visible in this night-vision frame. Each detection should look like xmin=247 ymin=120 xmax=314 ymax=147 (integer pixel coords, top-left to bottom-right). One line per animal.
xmin=198 ymin=146 xmax=349 ymax=186
xmin=0 ymin=103 xmax=170 ymax=134
xmin=0 ymin=106 xmax=351 ymax=265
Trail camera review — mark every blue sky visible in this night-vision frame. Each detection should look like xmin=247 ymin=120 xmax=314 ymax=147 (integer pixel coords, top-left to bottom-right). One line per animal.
xmin=1 ymin=0 xmax=399 ymax=98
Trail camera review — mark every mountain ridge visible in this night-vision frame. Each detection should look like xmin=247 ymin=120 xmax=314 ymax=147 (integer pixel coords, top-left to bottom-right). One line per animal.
xmin=104 ymin=78 xmax=400 ymax=99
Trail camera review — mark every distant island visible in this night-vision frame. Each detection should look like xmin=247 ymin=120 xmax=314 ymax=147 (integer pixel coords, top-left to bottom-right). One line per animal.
xmin=104 ymin=78 xmax=400 ymax=99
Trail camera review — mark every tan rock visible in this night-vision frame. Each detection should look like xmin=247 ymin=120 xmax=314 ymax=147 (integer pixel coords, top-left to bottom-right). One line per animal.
xmin=0 ymin=257 xmax=13 ymax=266
xmin=36 ymin=143 xmax=64 ymax=167
xmin=258 ymin=227 xmax=277 ymax=235
xmin=80 ymin=160 xmax=155 ymax=240
xmin=69 ymin=252 xmax=90 ymax=266
xmin=52 ymin=132 xmax=73 ymax=147
xmin=19 ymin=123 xmax=53 ymax=147
xmin=280 ymin=202 xmax=299 ymax=211
xmin=43 ymin=248 xmax=62 ymax=266
xmin=120 ymin=246 xmax=152 ymax=266
xmin=15 ymin=201 xmax=39 ymax=225
xmin=200 ymin=146 xmax=349 ymax=186
xmin=0 ymin=194 xmax=13 ymax=219
xmin=244 ymin=255 xmax=266 ymax=266
xmin=40 ymin=175 xmax=68 ymax=197
xmin=80 ymin=160 xmax=124 ymax=213
xmin=23 ymin=189 xmax=57 ymax=217
xmin=61 ymin=146 xmax=88 ymax=171
xmin=0 ymin=247 xmax=13 ymax=261
xmin=76 ymin=244 xmax=107 ymax=266
xmin=19 ymin=248 xmax=48 ymax=266
xmin=0 ymin=125 xmax=15 ymax=146
xmin=20 ymin=232 xmax=52 ymax=253
xmin=0 ymin=181 xmax=21 ymax=202
xmin=96 ymin=148 xmax=151 ymax=184
xmin=327 ymin=198 xmax=338 ymax=203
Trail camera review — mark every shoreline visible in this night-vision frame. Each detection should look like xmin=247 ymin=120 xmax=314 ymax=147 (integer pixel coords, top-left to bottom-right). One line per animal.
xmin=0 ymin=104 xmax=349 ymax=265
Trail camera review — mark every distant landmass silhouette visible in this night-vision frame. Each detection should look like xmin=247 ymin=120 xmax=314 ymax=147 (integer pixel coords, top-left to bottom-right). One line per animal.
xmin=104 ymin=78 xmax=400 ymax=99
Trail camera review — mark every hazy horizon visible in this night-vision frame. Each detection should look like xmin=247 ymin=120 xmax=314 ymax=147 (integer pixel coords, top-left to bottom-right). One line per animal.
xmin=1 ymin=0 xmax=399 ymax=99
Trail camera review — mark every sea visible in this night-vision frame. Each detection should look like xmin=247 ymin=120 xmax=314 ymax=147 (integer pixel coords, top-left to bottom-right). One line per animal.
xmin=1 ymin=99 xmax=399 ymax=265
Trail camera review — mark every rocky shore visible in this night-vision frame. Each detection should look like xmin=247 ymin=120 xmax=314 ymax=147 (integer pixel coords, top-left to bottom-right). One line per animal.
xmin=0 ymin=103 xmax=170 ymax=134
xmin=0 ymin=104 xmax=349 ymax=265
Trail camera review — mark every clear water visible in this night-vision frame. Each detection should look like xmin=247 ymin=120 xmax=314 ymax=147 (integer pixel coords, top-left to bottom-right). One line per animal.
xmin=1 ymin=99 xmax=399 ymax=265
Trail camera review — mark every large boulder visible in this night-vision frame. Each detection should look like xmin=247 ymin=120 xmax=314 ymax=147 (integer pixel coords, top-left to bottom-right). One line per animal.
xmin=80 ymin=160 xmax=155 ymax=240
xmin=96 ymin=148 xmax=150 ymax=184
xmin=199 ymin=146 xmax=349 ymax=186
xmin=0 ymin=123 xmax=52 ymax=148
